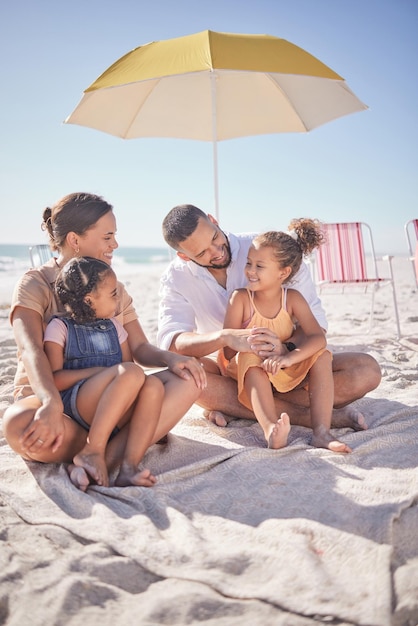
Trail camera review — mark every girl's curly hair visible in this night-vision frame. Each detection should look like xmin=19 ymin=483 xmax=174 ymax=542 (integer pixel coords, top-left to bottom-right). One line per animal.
xmin=55 ymin=256 xmax=113 ymax=323
xmin=252 ymin=218 xmax=325 ymax=283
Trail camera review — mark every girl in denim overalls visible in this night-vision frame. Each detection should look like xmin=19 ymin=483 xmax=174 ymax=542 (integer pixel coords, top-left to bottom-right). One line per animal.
xmin=44 ymin=257 xmax=163 ymax=489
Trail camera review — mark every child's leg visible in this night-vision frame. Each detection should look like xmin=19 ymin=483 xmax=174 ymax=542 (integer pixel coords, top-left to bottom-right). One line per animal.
xmin=115 ymin=374 xmax=164 ymax=487
xmin=308 ymin=352 xmax=352 ymax=453
xmin=73 ymin=363 xmax=146 ymax=486
xmin=244 ymin=367 xmax=290 ymax=449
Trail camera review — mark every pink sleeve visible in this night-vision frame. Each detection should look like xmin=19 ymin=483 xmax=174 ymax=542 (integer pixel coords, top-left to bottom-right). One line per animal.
xmin=112 ymin=318 xmax=129 ymax=345
xmin=43 ymin=318 xmax=68 ymax=347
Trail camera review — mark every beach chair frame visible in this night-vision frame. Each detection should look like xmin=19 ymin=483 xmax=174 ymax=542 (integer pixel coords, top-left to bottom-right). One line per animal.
xmin=404 ymin=218 xmax=418 ymax=288
xmin=312 ymin=222 xmax=401 ymax=338
xmin=29 ymin=244 xmax=53 ymax=268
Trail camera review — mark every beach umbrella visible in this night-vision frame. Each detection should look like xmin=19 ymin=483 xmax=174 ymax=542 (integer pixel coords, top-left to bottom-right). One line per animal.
xmin=64 ymin=29 xmax=367 ymax=218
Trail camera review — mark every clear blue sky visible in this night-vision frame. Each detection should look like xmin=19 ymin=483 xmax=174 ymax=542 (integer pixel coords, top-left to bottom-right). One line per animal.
xmin=1 ymin=0 xmax=417 ymax=254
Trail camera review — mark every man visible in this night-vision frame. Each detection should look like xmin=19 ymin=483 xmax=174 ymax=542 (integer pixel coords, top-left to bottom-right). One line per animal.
xmin=157 ymin=204 xmax=381 ymax=428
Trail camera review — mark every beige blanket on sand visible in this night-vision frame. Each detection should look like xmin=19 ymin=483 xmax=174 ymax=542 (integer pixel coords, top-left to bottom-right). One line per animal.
xmin=1 ymin=391 xmax=417 ymax=626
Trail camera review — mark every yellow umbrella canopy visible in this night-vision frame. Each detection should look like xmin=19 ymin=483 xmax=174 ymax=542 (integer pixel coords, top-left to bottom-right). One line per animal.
xmin=65 ymin=30 xmax=367 ymax=215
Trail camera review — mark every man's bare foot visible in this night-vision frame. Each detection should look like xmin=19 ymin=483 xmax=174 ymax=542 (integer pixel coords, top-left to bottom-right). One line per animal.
xmin=331 ymin=405 xmax=367 ymax=431
xmin=203 ymin=409 xmax=231 ymax=427
xmin=267 ymin=412 xmax=291 ymax=449
xmin=73 ymin=449 xmax=109 ymax=487
xmin=114 ymin=465 xmax=157 ymax=488
xmin=67 ymin=463 xmax=90 ymax=492
xmin=311 ymin=429 xmax=352 ymax=453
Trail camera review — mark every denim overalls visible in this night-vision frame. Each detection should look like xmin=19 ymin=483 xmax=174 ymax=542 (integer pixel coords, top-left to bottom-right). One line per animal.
xmin=60 ymin=318 xmax=122 ymax=433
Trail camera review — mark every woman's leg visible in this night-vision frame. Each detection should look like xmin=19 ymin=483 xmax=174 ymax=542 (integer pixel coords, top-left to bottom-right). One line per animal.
xmin=244 ymin=367 xmax=290 ymax=449
xmin=150 ymin=369 xmax=202 ymax=442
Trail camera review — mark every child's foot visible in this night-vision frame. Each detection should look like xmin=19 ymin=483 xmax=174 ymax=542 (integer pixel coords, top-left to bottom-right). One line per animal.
xmin=67 ymin=463 xmax=90 ymax=492
xmin=311 ymin=430 xmax=352 ymax=453
xmin=331 ymin=405 xmax=367 ymax=431
xmin=203 ymin=409 xmax=231 ymax=427
xmin=73 ymin=449 xmax=109 ymax=487
xmin=114 ymin=465 xmax=157 ymax=488
xmin=267 ymin=412 xmax=291 ymax=449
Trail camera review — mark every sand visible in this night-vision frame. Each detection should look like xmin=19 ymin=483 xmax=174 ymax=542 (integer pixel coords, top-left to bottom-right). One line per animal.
xmin=0 ymin=256 xmax=417 ymax=626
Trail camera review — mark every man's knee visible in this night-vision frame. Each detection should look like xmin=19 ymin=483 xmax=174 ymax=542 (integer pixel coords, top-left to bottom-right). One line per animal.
xmin=333 ymin=351 xmax=381 ymax=393
xmin=359 ymin=353 xmax=381 ymax=390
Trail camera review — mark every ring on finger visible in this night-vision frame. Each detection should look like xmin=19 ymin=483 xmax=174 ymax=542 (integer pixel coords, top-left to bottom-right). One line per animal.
xmin=269 ymin=343 xmax=275 ymax=352
xmin=37 ymin=438 xmax=45 ymax=444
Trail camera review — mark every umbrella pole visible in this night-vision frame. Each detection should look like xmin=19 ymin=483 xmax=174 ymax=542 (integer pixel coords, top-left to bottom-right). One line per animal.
xmin=212 ymin=141 xmax=219 ymax=220
xmin=211 ymin=71 xmax=220 ymax=220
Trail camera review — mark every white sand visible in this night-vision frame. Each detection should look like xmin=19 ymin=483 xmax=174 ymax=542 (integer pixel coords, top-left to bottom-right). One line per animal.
xmin=0 ymin=256 xmax=417 ymax=626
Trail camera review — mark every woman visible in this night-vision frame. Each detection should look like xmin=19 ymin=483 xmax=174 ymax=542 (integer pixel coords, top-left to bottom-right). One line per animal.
xmin=3 ymin=192 xmax=206 ymax=486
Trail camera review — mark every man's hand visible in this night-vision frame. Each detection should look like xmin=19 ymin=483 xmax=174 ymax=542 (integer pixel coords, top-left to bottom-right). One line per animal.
xmin=223 ymin=329 xmax=255 ymax=353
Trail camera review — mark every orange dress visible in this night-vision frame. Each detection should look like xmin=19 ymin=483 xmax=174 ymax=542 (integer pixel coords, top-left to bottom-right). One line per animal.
xmin=224 ymin=288 xmax=329 ymax=411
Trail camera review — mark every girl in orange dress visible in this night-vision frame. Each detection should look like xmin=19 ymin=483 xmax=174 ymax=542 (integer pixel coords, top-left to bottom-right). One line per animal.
xmin=221 ymin=219 xmax=351 ymax=453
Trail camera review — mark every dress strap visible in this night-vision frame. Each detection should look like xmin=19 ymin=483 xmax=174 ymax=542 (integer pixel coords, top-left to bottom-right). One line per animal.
xmin=282 ymin=287 xmax=288 ymax=311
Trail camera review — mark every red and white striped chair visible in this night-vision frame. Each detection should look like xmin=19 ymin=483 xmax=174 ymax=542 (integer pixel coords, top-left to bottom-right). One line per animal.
xmin=404 ymin=218 xmax=418 ymax=288
xmin=313 ymin=222 xmax=400 ymax=338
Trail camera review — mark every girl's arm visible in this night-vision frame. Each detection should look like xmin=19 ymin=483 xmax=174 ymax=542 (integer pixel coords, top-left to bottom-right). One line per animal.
xmin=44 ymin=340 xmax=106 ymax=391
xmin=285 ymin=289 xmax=326 ymax=361
xmin=223 ymin=290 xmax=246 ymax=361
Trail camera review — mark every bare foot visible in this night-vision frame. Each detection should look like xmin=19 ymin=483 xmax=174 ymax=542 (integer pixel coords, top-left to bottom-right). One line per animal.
xmin=203 ymin=409 xmax=231 ymax=427
xmin=114 ymin=465 xmax=157 ymax=488
xmin=331 ymin=405 xmax=367 ymax=431
xmin=267 ymin=412 xmax=291 ymax=449
xmin=67 ymin=463 xmax=90 ymax=492
xmin=311 ymin=429 xmax=352 ymax=453
xmin=73 ymin=449 xmax=109 ymax=487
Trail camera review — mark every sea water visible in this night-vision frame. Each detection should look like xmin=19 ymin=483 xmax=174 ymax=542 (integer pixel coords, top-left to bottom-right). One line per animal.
xmin=0 ymin=244 xmax=172 ymax=304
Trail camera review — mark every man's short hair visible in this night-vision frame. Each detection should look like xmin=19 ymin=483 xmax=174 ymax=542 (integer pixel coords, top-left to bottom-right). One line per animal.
xmin=162 ymin=204 xmax=208 ymax=249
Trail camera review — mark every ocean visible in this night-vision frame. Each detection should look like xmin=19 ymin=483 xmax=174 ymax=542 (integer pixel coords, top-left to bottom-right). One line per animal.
xmin=0 ymin=244 xmax=172 ymax=304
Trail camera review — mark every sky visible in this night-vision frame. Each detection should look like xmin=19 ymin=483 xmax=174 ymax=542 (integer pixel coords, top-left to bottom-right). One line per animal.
xmin=1 ymin=0 xmax=417 ymax=254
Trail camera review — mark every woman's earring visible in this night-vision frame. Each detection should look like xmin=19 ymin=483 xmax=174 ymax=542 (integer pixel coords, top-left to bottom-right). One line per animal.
xmin=74 ymin=247 xmax=80 ymax=256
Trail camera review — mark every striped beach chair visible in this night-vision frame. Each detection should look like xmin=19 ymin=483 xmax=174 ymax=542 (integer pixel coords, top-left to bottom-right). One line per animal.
xmin=313 ymin=222 xmax=400 ymax=338
xmin=404 ymin=218 xmax=418 ymax=288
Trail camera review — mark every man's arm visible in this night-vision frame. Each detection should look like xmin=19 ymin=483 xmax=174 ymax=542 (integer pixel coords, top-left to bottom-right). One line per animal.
xmin=158 ymin=273 xmax=253 ymax=357
xmin=170 ymin=328 xmax=253 ymax=358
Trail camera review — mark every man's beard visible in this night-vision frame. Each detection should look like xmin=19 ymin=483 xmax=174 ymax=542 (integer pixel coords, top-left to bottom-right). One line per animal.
xmin=192 ymin=233 xmax=232 ymax=270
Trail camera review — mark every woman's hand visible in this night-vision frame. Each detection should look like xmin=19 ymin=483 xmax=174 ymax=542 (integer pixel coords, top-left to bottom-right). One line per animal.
xmin=248 ymin=327 xmax=288 ymax=358
xmin=164 ymin=352 xmax=207 ymax=390
xmin=19 ymin=401 xmax=65 ymax=454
